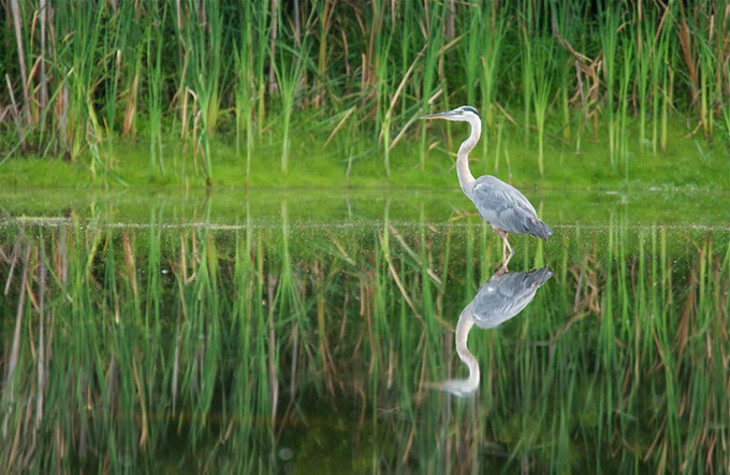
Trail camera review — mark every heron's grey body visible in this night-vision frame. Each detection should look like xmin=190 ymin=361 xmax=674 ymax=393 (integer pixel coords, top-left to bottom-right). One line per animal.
xmin=470 ymin=267 xmax=553 ymax=329
xmin=422 ymin=105 xmax=552 ymax=264
xmin=471 ymin=176 xmax=552 ymax=240
xmin=427 ymin=267 xmax=553 ymax=397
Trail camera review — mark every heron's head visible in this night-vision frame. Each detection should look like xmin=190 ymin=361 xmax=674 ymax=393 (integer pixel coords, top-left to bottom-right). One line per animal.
xmin=420 ymin=105 xmax=480 ymax=123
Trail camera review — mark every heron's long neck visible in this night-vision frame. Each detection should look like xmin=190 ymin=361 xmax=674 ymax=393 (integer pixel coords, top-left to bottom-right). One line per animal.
xmin=425 ymin=309 xmax=480 ymax=397
xmin=455 ymin=309 xmax=477 ymax=366
xmin=454 ymin=308 xmax=479 ymax=387
xmin=457 ymin=118 xmax=481 ymax=199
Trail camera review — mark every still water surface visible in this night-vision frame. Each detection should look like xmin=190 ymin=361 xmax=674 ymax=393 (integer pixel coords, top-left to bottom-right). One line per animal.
xmin=0 ymin=189 xmax=728 ymax=473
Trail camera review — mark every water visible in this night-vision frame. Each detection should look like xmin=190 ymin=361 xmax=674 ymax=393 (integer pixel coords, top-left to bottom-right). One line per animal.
xmin=1 ymin=189 xmax=728 ymax=473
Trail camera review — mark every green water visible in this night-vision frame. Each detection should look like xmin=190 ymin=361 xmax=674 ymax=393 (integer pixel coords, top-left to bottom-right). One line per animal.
xmin=1 ymin=189 xmax=728 ymax=473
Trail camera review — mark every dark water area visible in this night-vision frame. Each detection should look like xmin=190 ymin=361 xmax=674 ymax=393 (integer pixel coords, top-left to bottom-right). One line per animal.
xmin=0 ymin=189 xmax=728 ymax=473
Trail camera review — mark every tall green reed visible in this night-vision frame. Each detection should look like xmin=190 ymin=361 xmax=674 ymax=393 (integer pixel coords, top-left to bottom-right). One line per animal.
xmin=274 ymin=42 xmax=310 ymax=174
xmin=477 ymin=2 xmax=505 ymax=136
xmin=187 ymin=1 xmax=224 ymax=184
xmin=518 ymin=3 xmax=535 ymax=146
xmin=55 ymin=2 xmax=105 ymax=163
xmin=254 ymin=0 xmax=271 ymax=144
xmin=549 ymin=1 xmax=574 ymax=145
xmin=617 ymin=36 xmax=634 ymax=177
xmin=531 ymin=39 xmax=554 ymax=178
xmin=633 ymin=5 xmax=651 ymax=150
xmin=234 ymin=2 xmax=256 ymax=185
xmin=372 ymin=1 xmax=394 ymax=178
xmin=599 ymin=3 xmax=621 ymax=165
xmin=463 ymin=2 xmax=481 ymax=108
xmin=146 ymin=1 xmax=166 ymax=178
xmin=649 ymin=4 xmax=673 ymax=154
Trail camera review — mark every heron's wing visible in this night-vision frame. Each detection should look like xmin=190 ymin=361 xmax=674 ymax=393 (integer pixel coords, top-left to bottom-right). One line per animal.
xmin=470 ymin=268 xmax=552 ymax=328
xmin=468 ymin=279 xmax=519 ymax=328
xmin=471 ymin=176 xmax=543 ymax=235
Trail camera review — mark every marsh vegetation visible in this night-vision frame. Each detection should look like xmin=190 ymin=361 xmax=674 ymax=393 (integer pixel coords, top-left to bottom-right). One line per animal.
xmin=0 ymin=1 xmax=728 ymax=187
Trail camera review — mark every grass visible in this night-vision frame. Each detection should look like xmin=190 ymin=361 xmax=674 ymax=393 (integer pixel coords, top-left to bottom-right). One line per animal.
xmin=1 ymin=1 xmax=729 ymax=188
xmin=0 ymin=207 xmax=728 ymax=472
xmin=4 ymin=118 xmax=727 ymax=193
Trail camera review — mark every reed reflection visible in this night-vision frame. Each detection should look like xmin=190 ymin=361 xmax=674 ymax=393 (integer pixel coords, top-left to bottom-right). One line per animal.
xmin=429 ymin=267 xmax=553 ymax=397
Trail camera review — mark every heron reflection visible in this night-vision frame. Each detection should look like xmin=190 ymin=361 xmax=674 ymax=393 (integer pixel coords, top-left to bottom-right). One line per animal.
xmin=428 ymin=267 xmax=553 ymax=397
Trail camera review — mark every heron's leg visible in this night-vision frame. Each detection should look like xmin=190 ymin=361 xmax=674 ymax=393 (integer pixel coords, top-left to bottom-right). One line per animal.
xmin=502 ymin=246 xmax=513 ymax=268
xmin=495 ymin=263 xmax=509 ymax=276
xmin=494 ymin=228 xmax=514 ymax=266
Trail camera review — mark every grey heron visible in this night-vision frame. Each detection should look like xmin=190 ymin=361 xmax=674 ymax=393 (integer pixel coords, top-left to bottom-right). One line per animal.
xmin=427 ymin=266 xmax=553 ymax=397
xmin=421 ymin=106 xmax=552 ymax=265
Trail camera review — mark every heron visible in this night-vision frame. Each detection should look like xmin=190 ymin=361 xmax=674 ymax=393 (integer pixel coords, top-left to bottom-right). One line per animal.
xmin=421 ymin=106 xmax=552 ymax=266
xmin=427 ymin=266 xmax=553 ymax=397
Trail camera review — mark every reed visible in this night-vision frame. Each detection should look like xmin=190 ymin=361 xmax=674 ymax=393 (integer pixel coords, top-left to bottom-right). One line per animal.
xmin=234 ymin=2 xmax=256 ymax=185
xmin=531 ymin=39 xmax=554 ymax=178
xmin=632 ymin=5 xmax=653 ymax=151
xmin=477 ymin=2 xmax=506 ymax=163
xmin=58 ymin=3 xmax=105 ymax=163
xmin=518 ymin=3 xmax=535 ymax=146
xmin=462 ymin=3 xmax=481 ymax=108
xmin=649 ymin=3 xmax=673 ymax=154
xmin=274 ymin=41 xmax=310 ymax=174
xmin=418 ymin=2 xmax=444 ymax=170
xmin=599 ymin=3 xmax=620 ymax=165
xmin=371 ymin=0 xmax=394 ymax=178
xmin=146 ymin=1 xmax=166 ymax=178
xmin=188 ymin=1 xmax=224 ymax=183
xmin=617 ymin=36 xmax=634 ymax=176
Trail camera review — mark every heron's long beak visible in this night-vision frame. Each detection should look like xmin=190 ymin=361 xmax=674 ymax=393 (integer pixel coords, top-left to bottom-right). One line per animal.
xmin=420 ymin=110 xmax=459 ymax=120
